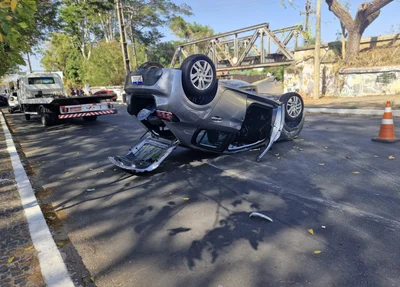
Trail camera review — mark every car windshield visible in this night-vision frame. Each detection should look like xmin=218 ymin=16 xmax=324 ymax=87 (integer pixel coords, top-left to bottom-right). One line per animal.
xmin=28 ymin=77 xmax=55 ymax=85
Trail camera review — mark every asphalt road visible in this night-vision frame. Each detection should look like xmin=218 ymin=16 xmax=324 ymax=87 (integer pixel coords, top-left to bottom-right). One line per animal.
xmin=256 ymin=78 xmax=283 ymax=95
xmin=3 ymin=107 xmax=400 ymax=287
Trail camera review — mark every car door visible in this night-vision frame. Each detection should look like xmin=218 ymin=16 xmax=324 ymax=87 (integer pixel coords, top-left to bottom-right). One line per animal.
xmin=192 ymin=87 xmax=247 ymax=152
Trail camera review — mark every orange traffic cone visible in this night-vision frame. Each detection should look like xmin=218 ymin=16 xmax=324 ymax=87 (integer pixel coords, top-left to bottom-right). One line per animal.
xmin=372 ymin=101 xmax=400 ymax=143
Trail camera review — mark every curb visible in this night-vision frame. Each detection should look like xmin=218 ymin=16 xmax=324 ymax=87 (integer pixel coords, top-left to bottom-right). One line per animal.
xmin=0 ymin=112 xmax=74 ymax=287
xmin=305 ymin=107 xmax=400 ymax=117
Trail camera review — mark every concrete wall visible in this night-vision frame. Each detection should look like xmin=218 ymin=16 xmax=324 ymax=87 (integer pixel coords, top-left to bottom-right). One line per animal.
xmin=284 ymin=46 xmax=338 ymax=96
xmin=284 ymin=34 xmax=400 ymax=97
xmin=338 ymin=66 xmax=400 ymax=97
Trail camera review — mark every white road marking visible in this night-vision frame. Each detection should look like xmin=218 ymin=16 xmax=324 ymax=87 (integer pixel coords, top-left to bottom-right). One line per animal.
xmin=1 ymin=113 xmax=74 ymax=287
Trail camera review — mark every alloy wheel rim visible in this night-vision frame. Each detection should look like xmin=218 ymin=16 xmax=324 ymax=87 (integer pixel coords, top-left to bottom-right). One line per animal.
xmin=286 ymin=96 xmax=302 ymax=118
xmin=190 ymin=60 xmax=213 ymax=90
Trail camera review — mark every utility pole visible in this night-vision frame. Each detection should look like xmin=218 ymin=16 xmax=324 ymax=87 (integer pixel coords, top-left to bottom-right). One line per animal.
xmin=300 ymin=0 xmax=314 ymax=45
xmin=26 ymin=52 xmax=32 ymax=73
xmin=313 ymin=0 xmax=321 ymax=99
xmin=116 ymin=0 xmax=130 ymax=74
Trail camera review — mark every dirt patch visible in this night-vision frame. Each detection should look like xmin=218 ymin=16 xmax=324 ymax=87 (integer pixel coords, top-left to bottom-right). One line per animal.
xmin=304 ymin=94 xmax=400 ymax=110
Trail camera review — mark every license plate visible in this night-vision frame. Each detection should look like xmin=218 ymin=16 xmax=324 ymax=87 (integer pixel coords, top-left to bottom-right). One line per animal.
xmin=70 ymin=107 xmax=82 ymax=112
xmin=131 ymin=75 xmax=143 ymax=85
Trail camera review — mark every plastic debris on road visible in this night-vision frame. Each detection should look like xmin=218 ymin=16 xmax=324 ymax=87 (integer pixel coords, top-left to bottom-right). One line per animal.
xmin=249 ymin=212 xmax=273 ymax=222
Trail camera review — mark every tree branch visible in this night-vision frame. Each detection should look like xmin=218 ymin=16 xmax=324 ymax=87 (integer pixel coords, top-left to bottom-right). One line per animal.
xmin=325 ymin=0 xmax=354 ymax=31
xmin=364 ymin=0 xmax=394 ymax=16
xmin=360 ymin=10 xmax=380 ymax=34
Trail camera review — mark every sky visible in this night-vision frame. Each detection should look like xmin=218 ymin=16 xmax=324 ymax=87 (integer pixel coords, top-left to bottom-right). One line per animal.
xmin=25 ymin=0 xmax=400 ymax=71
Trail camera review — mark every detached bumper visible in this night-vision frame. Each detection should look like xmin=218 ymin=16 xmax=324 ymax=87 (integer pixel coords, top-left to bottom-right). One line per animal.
xmin=58 ymin=109 xmax=117 ymax=119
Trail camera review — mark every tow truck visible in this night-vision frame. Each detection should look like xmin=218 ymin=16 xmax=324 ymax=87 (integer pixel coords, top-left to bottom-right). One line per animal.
xmin=10 ymin=72 xmax=117 ymax=126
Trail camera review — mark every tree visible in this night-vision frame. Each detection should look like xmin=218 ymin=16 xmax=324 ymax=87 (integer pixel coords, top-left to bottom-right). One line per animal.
xmin=84 ymin=41 xmax=125 ymax=86
xmin=41 ymin=33 xmax=85 ymax=86
xmin=169 ymin=16 xmax=214 ymax=42
xmin=0 ymin=0 xmax=59 ymax=77
xmin=123 ymin=0 xmax=192 ymax=63
xmin=325 ymin=0 xmax=394 ymax=62
xmin=169 ymin=16 xmax=214 ymax=55
xmin=147 ymin=41 xmax=177 ymax=67
xmin=0 ymin=0 xmax=36 ymax=76
xmin=59 ymin=0 xmax=113 ymax=59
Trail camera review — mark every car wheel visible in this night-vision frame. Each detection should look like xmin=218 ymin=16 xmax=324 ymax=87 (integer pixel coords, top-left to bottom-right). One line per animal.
xmin=8 ymin=108 xmax=14 ymax=114
xmin=138 ymin=62 xmax=164 ymax=69
xmin=280 ymin=92 xmax=304 ymax=123
xmin=83 ymin=116 xmax=97 ymax=122
xmin=180 ymin=54 xmax=218 ymax=105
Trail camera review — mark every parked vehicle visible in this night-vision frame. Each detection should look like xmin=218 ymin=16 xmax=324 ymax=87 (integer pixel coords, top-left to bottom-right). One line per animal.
xmin=93 ymin=90 xmax=117 ymax=101
xmin=7 ymin=91 xmax=20 ymax=113
xmin=12 ymin=73 xmax=117 ymax=126
xmin=0 ymin=95 xmax=8 ymax=106
xmin=109 ymin=54 xmax=304 ymax=172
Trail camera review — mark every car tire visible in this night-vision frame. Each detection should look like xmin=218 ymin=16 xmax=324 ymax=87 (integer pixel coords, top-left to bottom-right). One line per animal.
xmin=180 ymin=54 xmax=218 ymax=105
xmin=279 ymin=92 xmax=304 ymax=123
xmin=83 ymin=116 xmax=97 ymax=122
xmin=138 ymin=62 xmax=164 ymax=69
xmin=8 ymin=108 xmax=14 ymax=114
xmin=24 ymin=114 xmax=31 ymax=121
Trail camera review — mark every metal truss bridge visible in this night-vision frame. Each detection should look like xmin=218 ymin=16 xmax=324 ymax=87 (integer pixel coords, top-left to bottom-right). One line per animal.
xmin=170 ymin=23 xmax=303 ymax=72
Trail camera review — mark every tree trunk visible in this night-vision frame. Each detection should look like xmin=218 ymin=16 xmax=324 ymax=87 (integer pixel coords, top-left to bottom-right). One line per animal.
xmin=344 ymin=30 xmax=362 ymax=63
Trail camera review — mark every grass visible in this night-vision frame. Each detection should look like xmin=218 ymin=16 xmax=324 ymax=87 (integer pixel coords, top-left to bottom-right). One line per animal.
xmin=347 ymin=46 xmax=400 ymax=68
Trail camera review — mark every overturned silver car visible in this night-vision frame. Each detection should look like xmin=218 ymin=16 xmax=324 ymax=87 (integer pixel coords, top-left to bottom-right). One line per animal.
xmin=109 ymin=54 xmax=304 ymax=172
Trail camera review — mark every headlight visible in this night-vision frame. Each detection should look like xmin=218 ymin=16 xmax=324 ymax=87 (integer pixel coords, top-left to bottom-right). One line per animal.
xmin=9 ymin=97 xmax=14 ymax=101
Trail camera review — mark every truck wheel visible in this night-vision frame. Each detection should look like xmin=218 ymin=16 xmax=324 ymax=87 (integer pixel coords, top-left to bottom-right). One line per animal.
xmin=279 ymin=92 xmax=304 ymax=123
xmin=41 ymin=113 xmax=53 ymax=127
xmin=83 ymin=116 xmax=97 ymax=122
xmin=180 ymin=54 xmax=217 ymax=105
xmin=8 ymin=108 xmax=14 ymax=114
xmin=24 ymin=114 xmax=31 ymax=121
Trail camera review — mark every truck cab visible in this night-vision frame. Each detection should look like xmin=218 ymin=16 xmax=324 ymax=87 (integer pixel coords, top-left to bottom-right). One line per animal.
xmin=16 ymin=72 xmax=117 ymax=126
xmin=17 ymin=73 xmax=66 ymax=100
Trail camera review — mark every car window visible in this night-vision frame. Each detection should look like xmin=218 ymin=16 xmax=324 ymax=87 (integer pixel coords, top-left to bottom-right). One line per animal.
xmin=28 ymin=77 xmax=55 ymax=85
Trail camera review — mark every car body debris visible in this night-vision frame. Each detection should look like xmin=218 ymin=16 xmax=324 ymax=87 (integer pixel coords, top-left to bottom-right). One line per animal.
xmin=249 ymin=212 xmax=273 ymax=222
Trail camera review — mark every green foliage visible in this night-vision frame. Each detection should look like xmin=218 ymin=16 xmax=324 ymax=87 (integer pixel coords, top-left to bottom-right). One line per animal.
xmin=0 ymin=0 xmax=36 ymax=76
xmin=41 ymin=33 xmax=84 ymax=86
xmin=125 ymin=0 xmax=192 ymax=46
xmin=168 ymin=16 xmax=214 ymax=55
xmin=0 ymin=0 xmax=59 ymax=77
xmin=169 ymin=16 xmax=214 ymax=42
xmin=263 ymin=66 xmax=285 ymax=81
xmin=84 ymin=41 xmax=125 ymax=86
xmin=146 ymin=41 xmax=176 ymax=67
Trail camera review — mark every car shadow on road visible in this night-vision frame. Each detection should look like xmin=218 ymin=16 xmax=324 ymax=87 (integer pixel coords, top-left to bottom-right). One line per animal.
xmin=4 ymin=110 xmax=400 ymax=287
